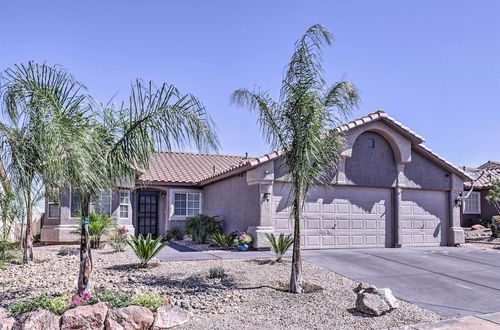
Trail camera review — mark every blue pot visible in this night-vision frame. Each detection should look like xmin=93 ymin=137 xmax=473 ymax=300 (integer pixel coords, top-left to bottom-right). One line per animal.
xmin=236 ymin=243 xmax=249 ymax=251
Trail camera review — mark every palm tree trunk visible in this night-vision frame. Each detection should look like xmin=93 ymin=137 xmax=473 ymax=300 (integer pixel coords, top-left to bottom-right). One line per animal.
xmin=0 ymin=160 xmax=12 ymax=195
xmin=289 ymin=189 xmax=303 ymax=293
xmin=23 ymin=199 xmax=34 ymax=265
xmin=77 ymin=194 xmax=92 ymax=293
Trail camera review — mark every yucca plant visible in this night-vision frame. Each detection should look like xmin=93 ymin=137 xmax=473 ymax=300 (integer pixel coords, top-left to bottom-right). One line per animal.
xmin=211 ymin=233 xmax=236 ymax=249
xmin=127 ymin=234 xmax=169 ymax=267
xmin=266 ymin=233 xmax=294 ymax=263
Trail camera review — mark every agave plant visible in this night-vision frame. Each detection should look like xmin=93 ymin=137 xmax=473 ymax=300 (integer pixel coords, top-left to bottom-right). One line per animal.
xmin=211 ymin=233 xmax=236 ymax=249
xmin=127 ymin=234 xmax=169 ymax=267
xmin=266 ymin=233 xmax=294 ymax=263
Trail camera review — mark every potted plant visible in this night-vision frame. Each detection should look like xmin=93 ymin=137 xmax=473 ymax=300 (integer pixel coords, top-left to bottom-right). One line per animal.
xmin=234 ymin=232 xmax=253 ymax=251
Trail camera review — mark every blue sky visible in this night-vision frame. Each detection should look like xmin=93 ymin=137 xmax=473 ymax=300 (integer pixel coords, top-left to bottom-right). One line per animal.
xmin=2 ymin=0 xmax=499 ymax=167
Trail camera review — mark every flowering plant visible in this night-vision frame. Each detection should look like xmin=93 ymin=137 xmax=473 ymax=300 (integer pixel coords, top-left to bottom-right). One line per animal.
xmin=67 ymin=291 xmax=97 ymax=308
xmin=109 ymin=227 xmax=129 ymax=252
xmin=234 ymin=232 xmax=253 ymax=245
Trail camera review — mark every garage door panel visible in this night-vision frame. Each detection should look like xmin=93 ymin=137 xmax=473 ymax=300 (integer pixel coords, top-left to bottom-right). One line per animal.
xmin=401 ymin=189 xmax=446 ymax=247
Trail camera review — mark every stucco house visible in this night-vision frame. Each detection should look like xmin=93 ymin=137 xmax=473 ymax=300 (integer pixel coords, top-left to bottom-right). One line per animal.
xmin=461 ymin=161 xmax=500 ymax=226
xmin=41 ymin=110 xmax=470 ymax=249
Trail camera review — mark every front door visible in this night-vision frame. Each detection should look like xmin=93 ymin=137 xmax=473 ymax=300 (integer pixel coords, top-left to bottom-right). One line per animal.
xmin=137 ymin=192 xmax=159 ymax=238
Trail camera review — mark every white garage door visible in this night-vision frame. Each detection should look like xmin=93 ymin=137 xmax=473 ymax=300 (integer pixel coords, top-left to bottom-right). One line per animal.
xmin=401 ymin=189 xmax=447 ymax=247
xmin=273 ymin=185 xmax=392 ymax=249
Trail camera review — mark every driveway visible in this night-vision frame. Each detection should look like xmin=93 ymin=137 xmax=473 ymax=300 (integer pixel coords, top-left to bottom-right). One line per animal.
xmin=302 ymin=247 xmax=500 ymax=318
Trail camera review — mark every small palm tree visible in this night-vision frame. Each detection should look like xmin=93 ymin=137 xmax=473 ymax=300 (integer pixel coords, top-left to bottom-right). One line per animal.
xmin=232 ymin=24 xmax=359 ymax=293
xmin=128 ymin=234 xmax=169 ymax=267
xmin=266 ymin=233 xmax=294 ymax=263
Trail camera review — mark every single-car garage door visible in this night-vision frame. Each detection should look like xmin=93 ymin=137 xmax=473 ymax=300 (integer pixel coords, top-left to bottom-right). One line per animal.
xmin=273 ymin=184 xmax=392 ymax=249
xmin=401 ymin=189 xmax=447 ymax=246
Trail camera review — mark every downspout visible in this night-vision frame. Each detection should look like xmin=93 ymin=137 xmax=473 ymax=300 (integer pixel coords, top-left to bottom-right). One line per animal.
xmin=455 ymin=170 xmax=485 ymax=205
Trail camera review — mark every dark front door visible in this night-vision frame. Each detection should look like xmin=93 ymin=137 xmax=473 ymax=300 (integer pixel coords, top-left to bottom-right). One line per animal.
xmin=137 ymin=192 xmax=159 ymax=238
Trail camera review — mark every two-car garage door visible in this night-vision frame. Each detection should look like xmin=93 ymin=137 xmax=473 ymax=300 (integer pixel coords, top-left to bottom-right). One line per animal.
xmin=272 ymin=184 xmax=447 ymax=249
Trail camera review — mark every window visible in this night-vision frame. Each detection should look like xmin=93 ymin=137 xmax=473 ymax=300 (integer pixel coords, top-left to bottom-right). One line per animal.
xmin=47 ymin=195 xmax=60 ymax=219
xmin=119 ymin=190 xmax=130 ymax=219
xmin=463 ymin=191 xmax=481 ymax=214
xmin=174 ymin=193 xmax=200 ymax=216
xmin=367 ymin=138 xmax=375 ymax=148
xmin=93 ymin=189 xmax=112 ymax=215
xmin=71 ymin=189 xmax=82 ymax=218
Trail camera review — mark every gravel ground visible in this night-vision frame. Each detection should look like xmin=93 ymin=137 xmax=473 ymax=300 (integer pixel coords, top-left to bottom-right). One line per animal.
xmin=0 ymin=245 xmax=443 ymax=330
xmin=461 ymin=242 xmax=500 ymax=252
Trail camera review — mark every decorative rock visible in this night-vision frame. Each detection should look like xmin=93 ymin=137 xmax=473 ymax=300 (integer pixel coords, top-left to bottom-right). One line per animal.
xmin=374 ymin=288 xmax=399 ymax=309
xmin=105 ymin=306 xmax=154 ymax=330
xmin=61 ymin=302 xmax=108 ymax=330
xmin=471 ymin=224 xmax=486 ymax=230
xmin=13 ymin=309 xmax=60 ymax=330
xmin=355 ymin=292 xmax=391 ymax=316
xmin=0 ymin=308 xmax=15 ymax=330
xmin=152 ymin=305 xmax=189 ymax=329
xmin=354 ymin=282 xmax=375 ymax=293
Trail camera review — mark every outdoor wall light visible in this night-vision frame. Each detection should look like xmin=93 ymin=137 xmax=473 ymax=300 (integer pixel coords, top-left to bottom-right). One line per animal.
xmin=263 ymin=192 xmax=271 ymax=201
xmin=161 ymin=191 xmax=166 ymax=198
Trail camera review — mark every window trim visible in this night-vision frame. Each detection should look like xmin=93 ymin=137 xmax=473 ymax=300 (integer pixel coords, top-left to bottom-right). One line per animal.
xmin=463 ymin=191 xmax=481 ymax=215
xmin=119 ymin=190 xmax=130 ymax=219
xmin=47 ymin=200 xmax=60 ymax=219
xmin=70 ymin=188 xmax=82 ymax=219
xmin=170 ymin=189 xmax=202 ymax=220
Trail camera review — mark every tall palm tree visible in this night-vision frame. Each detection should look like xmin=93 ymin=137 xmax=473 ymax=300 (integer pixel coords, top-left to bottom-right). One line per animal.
xmin=73 ymin=79 xmax=219 ymax=293
xmin=0 ymin=62 xmax=97 ymax=264
xmin=231 ymin=24 xmax=360 ymax=293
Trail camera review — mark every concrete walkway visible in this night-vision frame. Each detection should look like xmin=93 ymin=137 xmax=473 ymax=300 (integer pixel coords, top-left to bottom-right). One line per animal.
xmin=394 ymin=312 xmax=500 ymax=329
xmin=156 ymin=242 xmax=277 ymax=261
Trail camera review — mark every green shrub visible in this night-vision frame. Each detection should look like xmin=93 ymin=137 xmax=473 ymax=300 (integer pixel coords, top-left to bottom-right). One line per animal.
xmin=164 ymin=226 xmax=182 ymax=242
xmin=57 ymin=246 xmax=80 ymax=256
xmin=127 ymin=234 xmax=169 ymax=266
xmin=185 ymin=214 xmax=221 ymax=244
xmin=132 ymin=292 xmax=171 ymax=311
xmin=108 ymin=227 xmax=129 ymax=252
xmin=0 ymin=241 xmax=19 ymax=260
xmin=94 ymin=289 xmax=132 ymax=308
xmin=211 ymin=233 xmax=235 ymax=249
xmin=208 ymin=266 xmax=227 ymax=279
xmin=265 ymin=233 xmax=294 ymax=262
xmin=73 ymin=212 xmax=114 ymax=249
xmin=8 ymin=292 xmax=71 ymax=316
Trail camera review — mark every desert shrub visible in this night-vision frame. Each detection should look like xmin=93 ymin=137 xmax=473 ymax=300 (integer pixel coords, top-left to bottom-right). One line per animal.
xmin=211 ymin=233 xmax=236 ymax=249
xmin=266 ymin=233 xmax=294 ymax=262
xmin=208 ymin=266 xmax=227 ymax=279
xmin=185 ymin=214 xmax=221 ymax=244
xmin=0 ymin=241 xmax=18 ymax=261
xmin=164 ymin=226 xmax=182 ymax=242
xmin=108 ymin=227 xmax=129 ymax=252
xmin=57 ymin=246 xmax=79 ymax=256
xmin=8 ymin=292 xmax=71 ymax=315
xmin=127 ymin=234 xmax=169 ymax=266
xmin=73 ymin=212 xmax=114 ymax=249
xmin=132 ymin=292 xmax=172 ymax=311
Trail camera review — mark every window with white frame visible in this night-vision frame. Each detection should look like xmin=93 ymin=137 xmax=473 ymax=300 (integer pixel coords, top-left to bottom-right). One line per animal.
xmin=463 ymin=191 xmax=481 ymax=214
xmin=93 ymin=189 xmax=112 ymax=215
xmin=174 ymin=192 xmax=200 ymax=216
xmin=47 ymin=194 xmax=60 ymax=219
xmin=119 ymin=190 xmax=130 ymax=219
xmin=70 ymin=189 xmax=82 ymax=218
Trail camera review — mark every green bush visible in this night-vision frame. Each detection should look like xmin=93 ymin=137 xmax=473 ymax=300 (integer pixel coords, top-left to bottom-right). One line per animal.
xmin=266 ymin=233 xmax=294 ymax=262
xmin=185 ymin=214 xmax=221 ymax=244
xmin=164 ymin=226 xmax=182 ymax=242
xmin=132 ymin=292 xmax=171 ymax=311
xmin=8 ymin=292 xmax=71 ymax=316
xmin=211 ymin=233 xmax=235 ymax=249
xmin=127 ymin=234 xmax=169 ymax=266
xmin=94 ymin=289 xmax=133 ymax=308
xmin=208 ymin=266 xmax=227 ymax=279
xmin=0 ymin=241 xmax=19 ymax=261
xmin=108 ymin=227 xmax=129 ymax=252
xmin=57 ymin=246 xmax=79 ymax=256
xmin=73 ymin=212 xmax=114 ymax=249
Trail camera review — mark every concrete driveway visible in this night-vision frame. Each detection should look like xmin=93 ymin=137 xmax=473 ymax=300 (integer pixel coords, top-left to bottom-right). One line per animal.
xmin=301 ymin=247 xmax=500 ymax=318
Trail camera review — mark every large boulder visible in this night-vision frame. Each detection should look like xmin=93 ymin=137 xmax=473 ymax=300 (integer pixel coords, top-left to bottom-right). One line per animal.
xmin=0 ymin=308 xmax=15 ymax=330
xmin=61 ymin=302 xmax=108 ymax=330
xmin=13 ymin=309 xmax=60 ymax=330
xmin=151 ymin=305 xmax=189 ymax=329
xmin=354 ymin=283 xmax=399 ymax=316
xmin=105 ymin=306 xmax=154 ymax=330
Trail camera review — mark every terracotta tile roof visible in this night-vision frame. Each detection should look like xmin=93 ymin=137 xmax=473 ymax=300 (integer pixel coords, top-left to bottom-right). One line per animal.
xmin=138 ymin=110 xmax=471 ymax=185
xmin=464 ymin=161 xmax=500 ymax=189
xmin=137 ymin=152 xmax=253 ymax=184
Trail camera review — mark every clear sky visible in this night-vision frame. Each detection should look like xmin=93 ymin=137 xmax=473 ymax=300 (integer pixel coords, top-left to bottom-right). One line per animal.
xmin=2 ymin=0 xmax=499 ymax=167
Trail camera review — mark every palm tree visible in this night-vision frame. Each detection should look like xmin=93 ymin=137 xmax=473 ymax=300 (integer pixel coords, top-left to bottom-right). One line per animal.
xmin=0 ymin=62 xmax=97 ymax=264
xmin=231 ymin=24 xmax=360 ymax=293
xmin=72 ymin=79 xmax=219 ymax=293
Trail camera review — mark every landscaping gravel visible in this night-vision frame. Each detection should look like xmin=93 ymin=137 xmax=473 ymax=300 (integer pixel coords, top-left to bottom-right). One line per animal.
xmin=461 ymin=242 xmax=500 ymax=252
xmin=0 ymin=245 xmax=443 ymax=329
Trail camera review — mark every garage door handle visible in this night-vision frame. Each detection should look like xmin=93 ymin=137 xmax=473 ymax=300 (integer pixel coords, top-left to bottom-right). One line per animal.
xmin=332 ymin=224 xmax=336 ymax=229
xmin=420 ymin=225 xmax=425 ymax=229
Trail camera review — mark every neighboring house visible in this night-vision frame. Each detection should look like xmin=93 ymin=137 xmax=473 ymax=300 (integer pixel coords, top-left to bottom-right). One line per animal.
xmin=41 ymin=110 xmax=470 ymax=249
xmin=461 ymin=161 xmax=500 ymax=226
